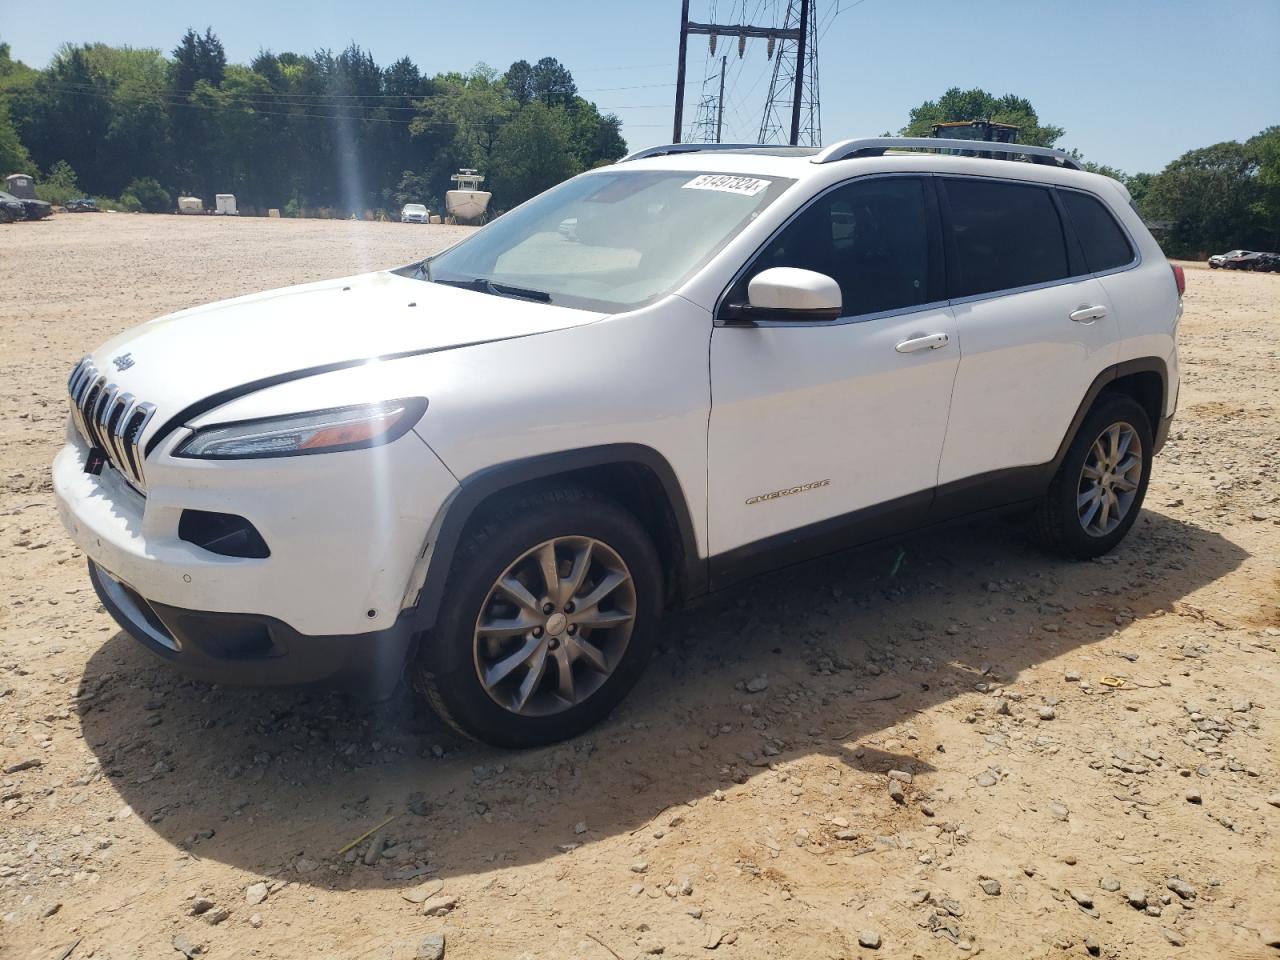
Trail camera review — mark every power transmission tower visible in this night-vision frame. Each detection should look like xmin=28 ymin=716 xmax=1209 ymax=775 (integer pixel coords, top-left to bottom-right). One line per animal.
xmin=688 ymin=55 xmax=727 ymax=142
xmin=758 ymin=0 xmax=821 ymax=146
xmin=672 ymin=0 xmax=802 ymax=143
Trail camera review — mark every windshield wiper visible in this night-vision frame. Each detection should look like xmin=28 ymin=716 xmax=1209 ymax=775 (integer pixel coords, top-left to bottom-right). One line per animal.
xmin=433 ymin=276 xmax=552 ymax=303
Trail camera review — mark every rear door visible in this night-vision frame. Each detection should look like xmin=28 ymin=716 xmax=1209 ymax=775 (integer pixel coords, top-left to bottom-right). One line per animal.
xmin=935 ymin=176 xmax=1119 ymax=493
xmin=707 ymin=175 xmax=958 ymax=578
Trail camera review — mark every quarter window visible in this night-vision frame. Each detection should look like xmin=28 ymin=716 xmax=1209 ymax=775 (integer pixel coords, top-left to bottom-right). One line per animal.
xmin=941 ymin=179 xmax=1069 ymax=298
xmin=742 ymin=177 xmax=934 ymax=318
xmin=1060 ymin=190 xmax=1134 ymax=273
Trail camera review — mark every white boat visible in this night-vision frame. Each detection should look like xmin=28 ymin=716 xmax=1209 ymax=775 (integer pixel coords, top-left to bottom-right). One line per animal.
xmin=445 ymin=169 xmax=491 ymax=224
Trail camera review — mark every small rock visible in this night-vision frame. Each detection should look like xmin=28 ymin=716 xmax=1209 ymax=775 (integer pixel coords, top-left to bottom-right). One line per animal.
xmin=415 ymin=933 xmax=446 ymax=960
xmin=631 ymin=860 xmax=649 ymax=874
xmin=1162 ymin=928 xmax=1185 ymax=947
xmin=1048 ymin=802 xmax=1070 ymax=821
xmin=1126 ymin=889 xmax=1147 ymax=909
xmin=745 ymin=676 xmax=769 ymax=693
xmin=887 ymin=780 xmax=905 ymax=803
xmin=401 ymin=879 xmax=444 ymax=904
xmin=1068 ymin=889 xmax=1094 ymax=909
xmin=172 ymin=934 xmax=201 ymax=958
xmin=976 ymin=770 xmax=997 ymax=787
xmin=294 ymin=857 xmax=319 ymax=874
xmin=978 ymin=877 xmax=1001 ymax=896
xmin=245 ymin=882 xmax=268 ymax=906
xmin=422 ymin=894 xmax=458 ymax=917
xmin=1185 ymin=788 xmax=1202 ymax=805
xmin=1038 ymin=706 xmax=1056 ymax=721
xmin=1100 ymin=877 xmax=1120 ymax=892
xmin=1166 ymin=877 xmax=1196 ymax=901
xmin=189 ymin=897 xmax=215 ymax=916
xmin=1084 ymin=936 xmax=1100 ymax=957
xmin=858 ymin=930 xmax=882 ymax=949
xmin=1064 ymin=670 xmax=1081 ymax=682
xmin=249 ymin=914 xmax=262 ymax=929
xmin=574 ymin=821 xmax=588 ymax=835
xmin=703 ymin=927 xmax=726 ymax=950
xmin=1265 ymin=793 xmax=1280 ymax=809
xmin=204 ymin=907 xmax=231 ymax=926
xmin=887 ymin=769 xmax=913 ymax=784
xmin=2 ymin=758 xmax=41 ymax=774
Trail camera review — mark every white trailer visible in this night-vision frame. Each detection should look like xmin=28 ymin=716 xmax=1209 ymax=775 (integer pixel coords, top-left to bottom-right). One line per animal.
xmin=215 ymin=194 xmax=238 ymax=216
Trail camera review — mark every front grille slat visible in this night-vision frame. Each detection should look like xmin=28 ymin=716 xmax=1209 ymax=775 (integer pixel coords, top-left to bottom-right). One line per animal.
xmin=66 ymin=356 xmax=156 ymax=492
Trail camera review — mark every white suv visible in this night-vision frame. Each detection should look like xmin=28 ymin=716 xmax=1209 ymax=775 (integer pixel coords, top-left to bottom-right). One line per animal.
xmin=54 ymin=138 xmax=1183 ymax=747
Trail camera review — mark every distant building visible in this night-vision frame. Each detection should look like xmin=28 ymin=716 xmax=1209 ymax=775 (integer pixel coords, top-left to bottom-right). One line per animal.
xmin=5 ymin=173 xmax=36 ymax=199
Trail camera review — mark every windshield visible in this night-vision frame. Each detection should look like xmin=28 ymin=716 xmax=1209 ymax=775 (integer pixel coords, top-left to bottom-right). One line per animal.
xmin=422 ymin=169 xmax=794 ymax=312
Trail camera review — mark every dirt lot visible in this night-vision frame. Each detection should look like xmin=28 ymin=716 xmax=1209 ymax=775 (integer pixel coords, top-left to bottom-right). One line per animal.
xmin=2 ymin=215 xmax=1278 ymax=960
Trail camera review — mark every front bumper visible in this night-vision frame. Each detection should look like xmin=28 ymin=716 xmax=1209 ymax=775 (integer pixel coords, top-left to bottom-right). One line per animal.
xmin=54 ymin=418 xmax=458 ymax=638
xmin=89 ymin=561 xmax=415 ymax=697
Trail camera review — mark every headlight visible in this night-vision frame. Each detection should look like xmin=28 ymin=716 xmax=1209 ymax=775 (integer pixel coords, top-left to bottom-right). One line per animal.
xmin=174 ymin=398 xmax=427 ymax=460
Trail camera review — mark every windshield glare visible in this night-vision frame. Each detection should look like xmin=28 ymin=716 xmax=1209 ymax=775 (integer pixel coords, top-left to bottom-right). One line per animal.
xmin=426 ymin=170 xmax=794 ymax=312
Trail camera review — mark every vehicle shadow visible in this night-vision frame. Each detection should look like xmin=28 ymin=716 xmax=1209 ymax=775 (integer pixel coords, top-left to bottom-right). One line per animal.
xmin=75 ymin=510 xmax=1248 ymax=890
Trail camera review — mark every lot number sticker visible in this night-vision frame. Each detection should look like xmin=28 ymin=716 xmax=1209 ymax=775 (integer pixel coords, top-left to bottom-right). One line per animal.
xmin=682 ymin=175 xmax=772 ymax=197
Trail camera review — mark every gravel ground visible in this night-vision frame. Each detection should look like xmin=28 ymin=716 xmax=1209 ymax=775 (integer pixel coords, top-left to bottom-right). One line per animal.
xmin=2 ymin=214 xmax=1278 ymax=959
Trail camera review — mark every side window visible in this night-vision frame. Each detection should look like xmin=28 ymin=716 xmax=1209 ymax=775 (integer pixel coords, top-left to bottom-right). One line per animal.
xmin=1060 ymin=190 xmax=1134 ymax=273
xmin=941 ymin=179 xmax=1069 ymax=298
xmin=742 ymin=177 xmax=933 ymax=318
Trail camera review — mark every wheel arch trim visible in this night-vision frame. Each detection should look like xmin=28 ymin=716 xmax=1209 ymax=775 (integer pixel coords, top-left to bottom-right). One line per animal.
xmin=408 ymin=443 xmax=706 ymax=631
xmin=1052 ymin=357 xmax=1168 ymax=472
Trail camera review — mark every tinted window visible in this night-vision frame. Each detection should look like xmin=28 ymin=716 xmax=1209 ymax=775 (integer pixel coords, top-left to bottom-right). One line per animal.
xmin=942 ymin=179 xmax=1069 ymax=297
xmin=745 ymin=177 xmax=933 ymax=317
xmin=1060 ymin=190 xmax=1134 ymax=273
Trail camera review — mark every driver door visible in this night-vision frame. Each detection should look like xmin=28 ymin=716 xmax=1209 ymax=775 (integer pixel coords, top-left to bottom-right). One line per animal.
xmin=707 ymin=175 xmax=959 ymax=582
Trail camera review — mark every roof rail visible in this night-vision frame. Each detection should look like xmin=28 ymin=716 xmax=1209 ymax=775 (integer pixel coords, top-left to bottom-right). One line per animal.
xmin=812 ymin=137 xmax=1081 ymax=170
xmin=619 ymin=143 xmax=769 ymax=162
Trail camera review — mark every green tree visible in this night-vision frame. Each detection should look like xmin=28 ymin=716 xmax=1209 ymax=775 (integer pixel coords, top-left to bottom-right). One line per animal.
xmin=901 ymin=87 xmax=1065 ymax=147
xmin=121 ymin=176 xmax=171 ymax=212
xmin=35 ymin=158 xmax=79 ymax=203
xmin=489 ymin=101 xmax=579 ymax=208
xmin=1141 ymin=140 xmax=1262 ymax=258
xmin=1246 ymin=126 xmax=1280 ymax=250
xmin=0 ymin=97 xmax=30 ymax=173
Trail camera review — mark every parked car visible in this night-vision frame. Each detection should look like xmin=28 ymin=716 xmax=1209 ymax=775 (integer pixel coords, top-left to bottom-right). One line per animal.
xmin=1253 ymin=252 xmax=1280 ymax=272
xmin=0 ymin=190 xmax=52 ymax=220
xmin=65 ymin=198 xmax=101 ymax=213
xmin=1207 ymin=249 xmax=1249 ymax=268
xmin=400 ymin=203 xmax=429 ymax=223
xmin=54 ymin=136 xmax=1183 ymax=747
xmin=0 ymin=193 xmax=24 ymax=223
xmin=1223 ymin=251 xmax=1266 ymax=270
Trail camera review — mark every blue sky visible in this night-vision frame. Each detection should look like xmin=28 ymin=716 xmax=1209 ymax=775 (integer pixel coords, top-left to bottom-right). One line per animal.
xmin=3 ymin=0 xmax=1277 ymax=174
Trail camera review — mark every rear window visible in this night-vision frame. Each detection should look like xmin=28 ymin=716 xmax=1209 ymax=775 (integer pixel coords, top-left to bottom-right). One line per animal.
xmin=941 ymin=179 xmax=1070 ymax=298
xmin=1060 ymin=190 xmax=1134 ymax=273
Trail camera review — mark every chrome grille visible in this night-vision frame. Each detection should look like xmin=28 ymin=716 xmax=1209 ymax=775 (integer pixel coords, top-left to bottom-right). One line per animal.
xmin=67 ymin=357 xmax=157 ymax=491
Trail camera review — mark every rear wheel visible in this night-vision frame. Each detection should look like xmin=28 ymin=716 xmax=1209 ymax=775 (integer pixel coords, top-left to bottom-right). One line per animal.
xmin=414 ymin=487 xmax=662 ymax=748
xmin=1030 ymin=395 xmax=1153 ymax=559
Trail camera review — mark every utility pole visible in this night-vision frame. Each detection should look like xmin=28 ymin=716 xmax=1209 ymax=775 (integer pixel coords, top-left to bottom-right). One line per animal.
xmin=715 ymin=54 xmax=726 ymax=142
xmin=673 ymin=2 xmax=802 ymax=144
xmin=673 ymin=0 xmax=690 ymax=142
xmin=788 ymin=0 xmax=809 ymax=146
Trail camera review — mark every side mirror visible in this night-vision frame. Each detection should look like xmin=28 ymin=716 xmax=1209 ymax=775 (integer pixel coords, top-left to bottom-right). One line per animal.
xmin=722 ymin=267 xmax=842 ymax=323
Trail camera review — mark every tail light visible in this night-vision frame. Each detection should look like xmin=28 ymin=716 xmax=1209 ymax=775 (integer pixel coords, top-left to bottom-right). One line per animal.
xmin=1171 ymin=263 xmax=1186 ymax=297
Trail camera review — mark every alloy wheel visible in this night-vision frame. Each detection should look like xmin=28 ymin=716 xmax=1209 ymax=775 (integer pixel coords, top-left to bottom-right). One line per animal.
xmin=473 ymin=536 xmax=636 ymax=717
xmin=1077 ymin=421 xmax=1143 ymax=537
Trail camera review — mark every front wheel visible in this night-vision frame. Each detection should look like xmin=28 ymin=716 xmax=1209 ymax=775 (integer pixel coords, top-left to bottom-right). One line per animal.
xmin=414 ymin=487 xmax=663 ymax=748
xmin=1029 ymin=395 xmax=1153 ymax=559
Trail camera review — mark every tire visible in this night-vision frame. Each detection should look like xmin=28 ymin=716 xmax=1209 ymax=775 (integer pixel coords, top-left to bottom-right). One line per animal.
xmin=1029 ymin=394 xmax=1153 ymax=560
xmin=413 ymin=487 xmax=663 ymax=748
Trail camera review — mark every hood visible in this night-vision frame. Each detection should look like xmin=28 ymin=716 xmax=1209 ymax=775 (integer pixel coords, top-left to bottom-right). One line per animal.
xmin=80 ymin=270 xmax=604 ymax=449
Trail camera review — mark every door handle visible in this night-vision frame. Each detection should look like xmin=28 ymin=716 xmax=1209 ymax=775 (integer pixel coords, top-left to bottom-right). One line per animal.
xmin=895 ymin=332 xmax=949 ymax=353
xmin=1070 ymin=305 xmax=1108 ymax=323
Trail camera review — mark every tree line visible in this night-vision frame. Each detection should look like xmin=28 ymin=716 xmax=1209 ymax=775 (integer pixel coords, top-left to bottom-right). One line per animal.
xmin=2 ymin=47 xmax=1277 ymax=258
xmin=0 ymin=30 xmax=627 ymax=215
xmin=901 ymin=87 xmax=1280 ymax=259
